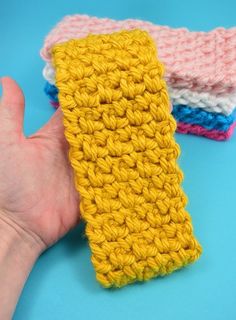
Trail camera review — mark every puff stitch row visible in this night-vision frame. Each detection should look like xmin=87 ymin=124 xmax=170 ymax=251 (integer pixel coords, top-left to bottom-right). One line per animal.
xmin=44 ymin=79 xmax=236 ymax=116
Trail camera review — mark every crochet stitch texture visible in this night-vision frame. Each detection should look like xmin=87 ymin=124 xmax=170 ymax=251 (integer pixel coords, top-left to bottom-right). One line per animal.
xmin=52 ymin=29 xmax=201 ymax=287
xmin=44 ymin=80 xmax=236 ymax=116
xmin=44 ymin=82 xmax=235 ymax=139
xmin=177 ymin=122 xmax=236 ymax=141
xmin=40 ymin=14 xmax=236 ymax=141
xmin=42 ymin=14 xmax=236 ymax=94
xmin=173 ymin=105 xmax=236 ymax=131
xmin=41 ymin=14 xmax=236 ymax=115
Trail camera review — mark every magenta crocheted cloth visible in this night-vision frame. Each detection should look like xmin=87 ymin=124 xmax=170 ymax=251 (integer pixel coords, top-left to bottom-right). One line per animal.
xmin=177 ymin=122 xmax=236 ymax=141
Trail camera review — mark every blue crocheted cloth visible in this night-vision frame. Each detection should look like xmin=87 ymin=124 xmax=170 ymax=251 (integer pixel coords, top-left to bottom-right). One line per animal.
xmin=45 ymin=82 xmax=59 ymax=102
xmin=44 ymin=82 xmax=236 ymax=132
xmin=173 ymin=105 xmax=236 ymax=131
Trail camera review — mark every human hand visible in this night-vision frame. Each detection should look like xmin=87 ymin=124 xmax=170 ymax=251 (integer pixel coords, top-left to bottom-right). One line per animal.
xmin=0 ymin=77 xmax=80 ymax=253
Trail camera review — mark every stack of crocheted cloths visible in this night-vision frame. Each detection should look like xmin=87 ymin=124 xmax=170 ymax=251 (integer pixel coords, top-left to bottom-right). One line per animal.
xmin=51 ymin=29 xmax=202 ymax=287
xmin=41 ymin=15 xmax=236 ymax=141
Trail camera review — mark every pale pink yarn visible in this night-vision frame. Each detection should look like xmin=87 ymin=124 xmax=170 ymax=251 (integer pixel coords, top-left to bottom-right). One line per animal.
xmin=40 ymin=14 xmax=236 ymax=94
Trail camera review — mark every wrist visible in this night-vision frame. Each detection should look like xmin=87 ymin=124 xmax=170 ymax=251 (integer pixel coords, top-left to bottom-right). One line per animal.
xmin=0 ymin=211 xmax=44 ymax=265
xmin=0 ymin=212 xmax=44 ymax=320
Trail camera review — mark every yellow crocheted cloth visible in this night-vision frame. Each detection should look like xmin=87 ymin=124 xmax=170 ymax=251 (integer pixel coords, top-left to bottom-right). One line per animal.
xmin=52 ymin=29 xmax=202 ymax=288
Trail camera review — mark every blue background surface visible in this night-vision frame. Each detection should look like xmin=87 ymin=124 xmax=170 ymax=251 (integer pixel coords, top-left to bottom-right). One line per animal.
xmin=1 ymin=1 xmax=236 ymax=319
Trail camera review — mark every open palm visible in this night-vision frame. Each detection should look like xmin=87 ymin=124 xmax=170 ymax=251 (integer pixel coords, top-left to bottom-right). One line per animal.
xmin=0 ymin=77 xmax=80 ymax=250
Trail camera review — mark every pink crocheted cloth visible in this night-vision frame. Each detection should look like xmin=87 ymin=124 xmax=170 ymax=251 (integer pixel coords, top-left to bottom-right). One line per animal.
xmin=40 ymin=14 xmax=236 ymax=94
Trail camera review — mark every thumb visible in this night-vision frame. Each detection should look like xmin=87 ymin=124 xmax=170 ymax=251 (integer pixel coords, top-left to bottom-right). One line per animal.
xmin=0 ymin=77 xmax=25 ymax=140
